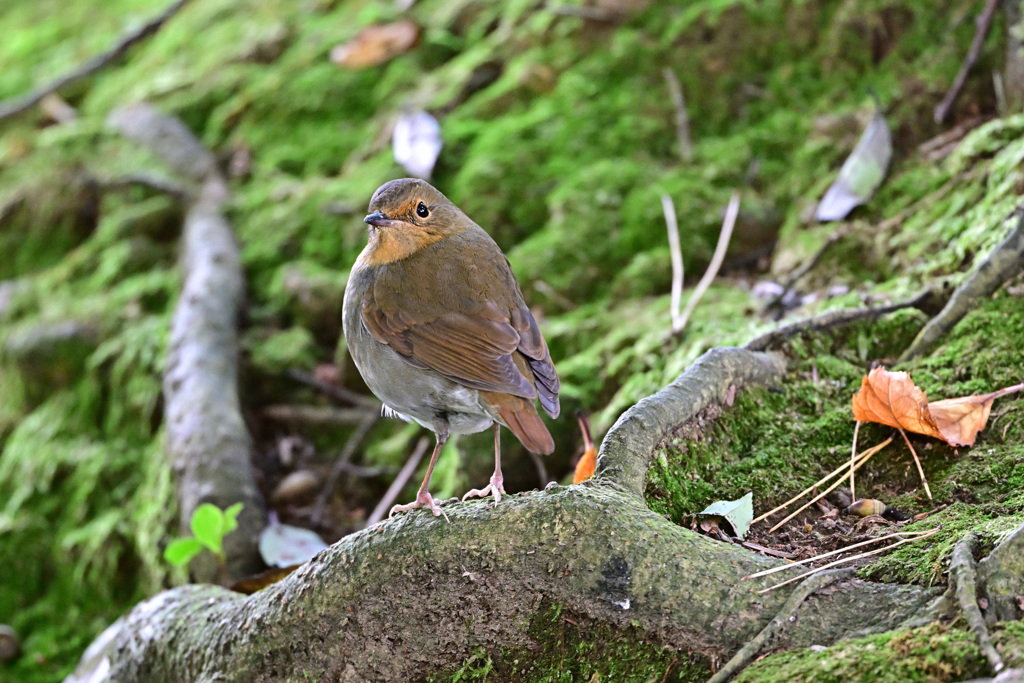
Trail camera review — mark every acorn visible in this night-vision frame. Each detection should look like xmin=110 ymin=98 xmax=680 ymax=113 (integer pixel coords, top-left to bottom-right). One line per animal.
xmin=843 ymin=499 xmax=911 ymax=522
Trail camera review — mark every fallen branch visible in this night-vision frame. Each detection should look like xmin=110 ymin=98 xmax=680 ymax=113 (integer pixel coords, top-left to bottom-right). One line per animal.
xmin=900 ymin=210 xmax=1024 ymax=361
xmin=0 ymin=0 xmax=192 ymax=123
xmin=110 ymin=102 xmax=264 ymax=582
xmin=262 ymin=404 xmax=377 ymax=426
xmin=285 ymin=368 xmax=380 ymax=409
xmin=933 ymin=0 xmax=1001 ymax=124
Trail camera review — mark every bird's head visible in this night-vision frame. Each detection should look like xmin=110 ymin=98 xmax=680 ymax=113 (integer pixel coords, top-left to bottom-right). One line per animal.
xmin=358 ymin=179 xmax=467 ymax=265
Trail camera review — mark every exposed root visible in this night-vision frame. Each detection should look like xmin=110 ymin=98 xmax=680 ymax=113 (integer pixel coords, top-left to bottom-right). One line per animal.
xmin=707 ymin=569 xmax=856 ymax=683
xmin=951 ymin=533 xmax=1004 ymax=674
xmin=901 ymin=211 xmax=1024 ymax=361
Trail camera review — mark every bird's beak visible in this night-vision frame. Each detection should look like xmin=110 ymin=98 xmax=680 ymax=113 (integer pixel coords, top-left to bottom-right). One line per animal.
xmin=364 ymin=212 xmax=400 ymax=228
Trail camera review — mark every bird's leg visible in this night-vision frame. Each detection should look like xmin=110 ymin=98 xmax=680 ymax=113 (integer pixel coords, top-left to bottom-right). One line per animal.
xmin=462 ymin=423 xmax=507 ymax=504
xmin=389 ymin=429 xmax=450 ymax=521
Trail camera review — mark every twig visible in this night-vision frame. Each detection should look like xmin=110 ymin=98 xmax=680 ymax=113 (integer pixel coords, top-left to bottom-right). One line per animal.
xmin=752 ymin=436 xmax=892 ymax=526
xmin=900 ymin=210 xmax=1024 ymax=361
xmin=768 ymin=437 xmax=890 ymax=533
xmin=755 ymin=529 xmax=939 ymax=594
xmin=897 ymin=427 xmax=933 ymax=502
xmin=526 ymin=450 xmax=550 ymax=488
xmin=950 ymin=533 xmax=1004 ymax=673
xmin=850 ymin=420 xmax=861 ymax=501
xmin=746 ymin=290 xmax=932 ymax=352
xmin=743 ymin=530 xmax=936 ymax=580
xmin=311 ymin=411 xmax=381 ymax=526
xmin=662 ymin=195 xmax=685 ymax=333
xmin=708 ymin=569 xmax=856 ymax=683
xmin=366 ymin=437 xmax=430 ymax=526
xmin=673 ymin=192 xmax=740 ymax=335
xmin=285 ymin=368 xmax=380 ymax=409
xmin=934 ymin=0 xmax=1001 ymax=124
xmin=761 ymin=225 xmax=852 ymax=318
xmin=262 ymin=404 xmax=377 ymax=426
xmin=662 ymin=68 xmax=693 ymax=163
xmin=0 ymin=0 xmax=193 ymax=123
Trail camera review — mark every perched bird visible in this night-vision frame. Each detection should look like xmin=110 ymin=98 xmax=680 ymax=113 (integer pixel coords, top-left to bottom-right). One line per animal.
xmin=343 ymin=178 xmax=560 ymax=518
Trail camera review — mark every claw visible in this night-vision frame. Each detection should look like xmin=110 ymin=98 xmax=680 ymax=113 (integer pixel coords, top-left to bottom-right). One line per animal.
xmin=462 ymin=473 xmax=506 ymax=504
xmin=389 ymin=491 xmax=450 ymax=522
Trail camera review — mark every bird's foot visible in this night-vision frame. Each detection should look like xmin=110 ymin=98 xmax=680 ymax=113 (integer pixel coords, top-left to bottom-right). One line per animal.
xmin=462 ymin=473 xmax=506 ymax=504
xmin=389 ymin=491 xmax=450 ymax=522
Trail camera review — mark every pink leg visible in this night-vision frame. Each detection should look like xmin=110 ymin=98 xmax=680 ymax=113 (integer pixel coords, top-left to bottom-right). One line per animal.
xmin=390 ymin=429 xmax=450 ymax=522
xmin=463 ymin=423 xmax=507 ymax=504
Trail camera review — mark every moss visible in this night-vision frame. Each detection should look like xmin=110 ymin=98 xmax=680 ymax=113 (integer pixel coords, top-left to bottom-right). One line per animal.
xmin=734 ymin=623 xmax=989 ymax=683
xmin=244 ymin=325 xmax=319 ymax=375
xmin=431 ymin=604 xmax=711 ymax=682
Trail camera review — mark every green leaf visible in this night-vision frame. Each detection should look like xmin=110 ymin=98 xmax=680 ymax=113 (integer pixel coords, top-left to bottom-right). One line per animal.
xmin=164 ymin=537 xmax=203 ymax=567
xmin=222 ymin=502 xmax=243 ymax=536
xmin=699 ymin=492 xmax=754 ymax=539
xmin=191 ymin=503 xmax=225 ymax=555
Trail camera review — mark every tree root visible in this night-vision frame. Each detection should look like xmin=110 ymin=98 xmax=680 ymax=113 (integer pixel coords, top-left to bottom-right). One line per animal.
xmin=110 ymin=103 xmax=265 ymax=582
xmin=707 ymin=568 xmax=856 ymax=683
xmin=745 ymin=290 xmax=934 ymax=352
xmin=951 ymin=533 xmax=1005 ymax=674
xmin=900 ymin=210 xmax=1024 ymax=362
xmin=596 ymin=347 xmax=786 ymax=497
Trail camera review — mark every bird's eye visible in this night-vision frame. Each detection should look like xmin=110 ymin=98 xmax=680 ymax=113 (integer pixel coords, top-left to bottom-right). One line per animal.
xmin=416 ymin=202 xmax=429 ymax=218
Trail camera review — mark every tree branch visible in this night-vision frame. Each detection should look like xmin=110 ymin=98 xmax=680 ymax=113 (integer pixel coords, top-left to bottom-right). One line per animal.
xmin=0 ymin=0 xmax=192 ymax=123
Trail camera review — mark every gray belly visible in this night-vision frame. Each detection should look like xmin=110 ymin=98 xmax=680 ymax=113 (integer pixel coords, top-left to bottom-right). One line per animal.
xmin=343 ymin=283 xmax=495 ymax=436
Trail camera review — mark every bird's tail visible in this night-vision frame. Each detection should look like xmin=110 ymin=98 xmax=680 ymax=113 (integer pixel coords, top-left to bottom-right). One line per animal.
xmin=482 ymin=391 xmax=555 ymax=455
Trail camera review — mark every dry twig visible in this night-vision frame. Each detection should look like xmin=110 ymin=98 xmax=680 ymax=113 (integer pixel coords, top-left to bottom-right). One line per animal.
xmin=934 ymin=0 xmax=1001 ymax=124
xmin=673 ymin=192 xmax=740 ymax=335
xmin=662 ymin=67 xmax=693 ymax=162
xmin=311 ymin=412 xmax=382 ymax=526
xmin=366 ymin=437 xmax=431 ymax=526
xmin=662 ymin=194 xmax=685 ymax=333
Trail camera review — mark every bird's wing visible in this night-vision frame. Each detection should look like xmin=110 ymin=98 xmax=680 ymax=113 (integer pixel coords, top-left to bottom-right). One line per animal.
xmin=360 ymin=230 xmax=559 ymax=414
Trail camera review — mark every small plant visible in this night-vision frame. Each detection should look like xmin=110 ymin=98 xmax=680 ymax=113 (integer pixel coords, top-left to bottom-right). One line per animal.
xmin=164 ymin=502 xmax=243 ymax=567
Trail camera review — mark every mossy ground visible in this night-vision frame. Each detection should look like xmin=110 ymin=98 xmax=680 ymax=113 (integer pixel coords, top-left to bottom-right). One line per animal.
xmin=1 ymin=0 xmax=1021 ymax=680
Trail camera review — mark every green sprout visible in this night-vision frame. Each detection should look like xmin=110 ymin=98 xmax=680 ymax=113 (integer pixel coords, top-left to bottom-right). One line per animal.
xmin=163 ymin=502 xmax=243 ymax=567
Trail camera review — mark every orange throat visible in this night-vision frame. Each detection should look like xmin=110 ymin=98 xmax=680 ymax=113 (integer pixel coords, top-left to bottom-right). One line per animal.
xmin=358 ymin=225 xmax=447 ymax=266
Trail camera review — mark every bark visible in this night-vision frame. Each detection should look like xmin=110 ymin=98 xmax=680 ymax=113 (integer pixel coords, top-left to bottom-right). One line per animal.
xmin=66 ymin=348 xmax=943 ymax=682
xmin=109 ymin=103 xmax=265 ymax=581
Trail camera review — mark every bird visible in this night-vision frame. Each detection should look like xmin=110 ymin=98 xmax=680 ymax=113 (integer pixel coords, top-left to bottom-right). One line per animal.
xmin=343 ymin=178 xmax=560 ymax=519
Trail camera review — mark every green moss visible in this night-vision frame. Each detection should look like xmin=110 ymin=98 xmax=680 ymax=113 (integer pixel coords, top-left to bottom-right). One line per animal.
xmin=244 ymin=325 xmax=319 ymax=374
xmin=734 ymin=623 xmax=988 ymax=683
xmin=431 ymin=604 xmax=710 ymax=682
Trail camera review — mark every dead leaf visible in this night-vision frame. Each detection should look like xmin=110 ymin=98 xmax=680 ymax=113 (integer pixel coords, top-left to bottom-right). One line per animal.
xmin=330 ymin=20 xmax=419 ymax=69
xmin=573 ymin=411 xmax=597 ymax=484
xmin=853 ymin=368 xmax=1023 ymax=447
xmin=852 ymin=368 xmax=943 ymax=440
xmin=928 ymin=383 xmax=1024 ymax=446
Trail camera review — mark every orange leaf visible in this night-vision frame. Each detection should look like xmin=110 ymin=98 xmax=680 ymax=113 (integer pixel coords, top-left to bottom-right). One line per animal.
xmin=573 ymin=412 xmax=597 ymax=484
xmin=852 ymin=368 xmax=1023 ymax=447
xmin=330 ymin=20 xmax=420 ymax=69
xmin=929 ymin=383 xmax=1024 ymax=447
xmin=851 ymin=367 xmax=943 ymax=440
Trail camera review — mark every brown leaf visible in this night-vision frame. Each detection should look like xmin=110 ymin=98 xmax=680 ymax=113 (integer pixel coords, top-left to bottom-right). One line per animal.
xmin=851 ymin=367 xmax=943 ymax=440
xmin=928 ymin=383 xmax=1024 ymax=447
xmin=330 ymin=20 xmax=420 ymax=69
xmin=852 ymin=368 xmax=1023 ymax=447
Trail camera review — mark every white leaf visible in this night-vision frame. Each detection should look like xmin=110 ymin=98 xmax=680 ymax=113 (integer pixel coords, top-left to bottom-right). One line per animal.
xmin=259 ymin=521 xmax=329 ymax=568
xmin=393 ymin=110 xmax=442 ymax=179
xmin=816 ymin=109 xmax=892 ymax=222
